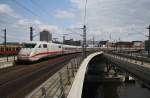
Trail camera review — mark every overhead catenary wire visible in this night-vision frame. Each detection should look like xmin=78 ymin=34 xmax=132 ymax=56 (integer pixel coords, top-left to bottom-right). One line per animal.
xmin=13 ymin=0 xmax=51 ymax=24
xmin=13 ymin=0 xmax=41 ymax=19
xmin=30 ymin=0 xmax=51 ymax=18
xmin=12 ymin=0 xmax=51 ymax=35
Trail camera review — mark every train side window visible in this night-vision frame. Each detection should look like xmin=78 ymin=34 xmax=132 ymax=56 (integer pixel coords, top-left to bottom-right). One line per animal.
xmin=43 ymin=44 xmax=47 ymax=48
xmin=6 ymin=48 xmax=8 ymax=51
xmin=59 ymin=46 xmax=61 ymax=48
xmin=13 ymin=48 xmax=15 ymax=51
xmin=9 ymin=48 xmax=11 ymax=51
xmin=1 ymin=48 xmax=4 ymax=51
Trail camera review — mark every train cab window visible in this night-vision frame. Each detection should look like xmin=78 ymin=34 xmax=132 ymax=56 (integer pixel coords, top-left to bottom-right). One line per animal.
xmin=43 ymin=44 xmax=47 ymax=48
xmin=23 ymin=43 xmax=36 ymax=48
xmin=58 ymin=46 xmax=61 ymax=48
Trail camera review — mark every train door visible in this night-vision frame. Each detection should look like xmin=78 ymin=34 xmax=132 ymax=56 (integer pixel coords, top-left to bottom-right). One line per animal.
xmin=36 ymin=43 xmax=48 ymax=58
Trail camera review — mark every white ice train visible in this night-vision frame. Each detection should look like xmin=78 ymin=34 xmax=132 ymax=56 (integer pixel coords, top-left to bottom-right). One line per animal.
xmin=17 ymin=41 xmax=81 ymax=61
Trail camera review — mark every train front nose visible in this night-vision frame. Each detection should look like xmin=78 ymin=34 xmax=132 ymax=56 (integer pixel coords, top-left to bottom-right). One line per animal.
xmin=18 ymin=49 xmax=32 ymax=61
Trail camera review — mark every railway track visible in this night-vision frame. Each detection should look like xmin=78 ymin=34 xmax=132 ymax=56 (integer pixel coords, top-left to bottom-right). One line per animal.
xmin=0 ymin=53 xmax=80 ymax=98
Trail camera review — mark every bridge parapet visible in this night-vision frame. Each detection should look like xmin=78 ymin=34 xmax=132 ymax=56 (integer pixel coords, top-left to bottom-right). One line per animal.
xmin=104 ymin=53 xmax=150 ymax=88
xmin=67 ymin=52 xmax=103 ymax=98
xmin=105 ymin=53 xmax=150 ymax=69
xmin=106 ymin=51 xmax=150 ymax=63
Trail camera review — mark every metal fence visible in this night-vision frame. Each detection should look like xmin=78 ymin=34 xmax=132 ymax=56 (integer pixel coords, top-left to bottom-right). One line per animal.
xmin=25 ymin=56 xmax=82 ymax=98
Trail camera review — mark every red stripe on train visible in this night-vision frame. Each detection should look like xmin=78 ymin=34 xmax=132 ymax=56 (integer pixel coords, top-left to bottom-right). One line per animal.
xmin=0 ymin=51 xmax=19 ymax=55
xmin=31 ymin=51 xmax=62 ymax=57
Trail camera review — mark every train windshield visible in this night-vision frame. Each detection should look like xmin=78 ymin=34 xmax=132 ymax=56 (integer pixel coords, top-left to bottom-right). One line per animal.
xmin=23 ymin=43 xmax=36 ymax=48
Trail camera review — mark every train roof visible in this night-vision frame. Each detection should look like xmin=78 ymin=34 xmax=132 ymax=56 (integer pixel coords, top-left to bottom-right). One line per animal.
xmin=21 ymin=41 xmax=81 ymax=47
xmin=0 ymin=42 xmax=20 ymax=45
xmin=22 ymin=41 xmax=54 ymax=45
xmin=22 ymin=41 xmax=47 ymax=43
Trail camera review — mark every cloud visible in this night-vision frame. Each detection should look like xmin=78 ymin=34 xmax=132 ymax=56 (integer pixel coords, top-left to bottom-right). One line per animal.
xmin=14 ymin=18 xmax=66 ymax=42
xmin=0 ymin=4 xmax=67 ymax=42
xmin=17 ymin=19 xmax=31 ymax=26
xmin=0 ymin=4 xmax=13 ymax=15
xmin=1 ymin=1 xmax=149 ymax=42
xmin=0 ymin=4 xmax=20 ymax=18
xmin=54 ymin=9 xmax=75 ymax=20
xmin=0 ymin=4 xmax=21 ymax=28
xmin=16 ymin=18 xmax=62 ymax=33
xmin=69 ymin=0 xmax=150 ymax=41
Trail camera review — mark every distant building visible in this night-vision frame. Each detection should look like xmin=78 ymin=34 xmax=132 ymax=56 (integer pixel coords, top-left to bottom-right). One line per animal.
xmin=115 ymin=41 xmax=133 ymax=48
xmin=99 ymin=40 xmax=112 ymax=47
xmin=40 ymin=30 xmax=52 ymax=42
xmin=99 ymin=40 xmax=107 ymax=47
xmin=132 ymin=41 xmax=144 ymax=48
xmin=64 ymin=39 xmax=81 ymax=46
xmin=98 ymin=40 xmax=144 ymax=49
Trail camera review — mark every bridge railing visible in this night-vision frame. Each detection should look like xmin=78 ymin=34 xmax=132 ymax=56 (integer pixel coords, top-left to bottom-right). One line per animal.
xmin=106 ymin=51 xmax=150 ymax=64
xmin=67 ymin=52 xmax=103 ymax=98
xmin=25 ymin=56 xmax=82 ymax=98
xmin=104 ymin=52 xmax=150 ymax=68
xmin=104 ymin=52 xmax=150 ymax=88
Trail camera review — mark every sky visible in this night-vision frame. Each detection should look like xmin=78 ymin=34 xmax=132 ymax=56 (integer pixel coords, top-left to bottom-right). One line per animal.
xmin=0 ymin=0 xmax=150 ymax=43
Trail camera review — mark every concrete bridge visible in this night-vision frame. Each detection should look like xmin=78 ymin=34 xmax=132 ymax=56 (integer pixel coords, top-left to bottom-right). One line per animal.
xmin=67 ymin=51 xmax=150 ymax=98
xmin=25 ymin=51 xmax=150 ymax=98
xmin=67 ymin=52 xmax=104 ymax=98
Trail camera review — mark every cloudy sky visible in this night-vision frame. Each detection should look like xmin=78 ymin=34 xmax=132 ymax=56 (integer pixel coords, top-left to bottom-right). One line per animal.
xmin=0 ymin=0 xmax=150 ymax=43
